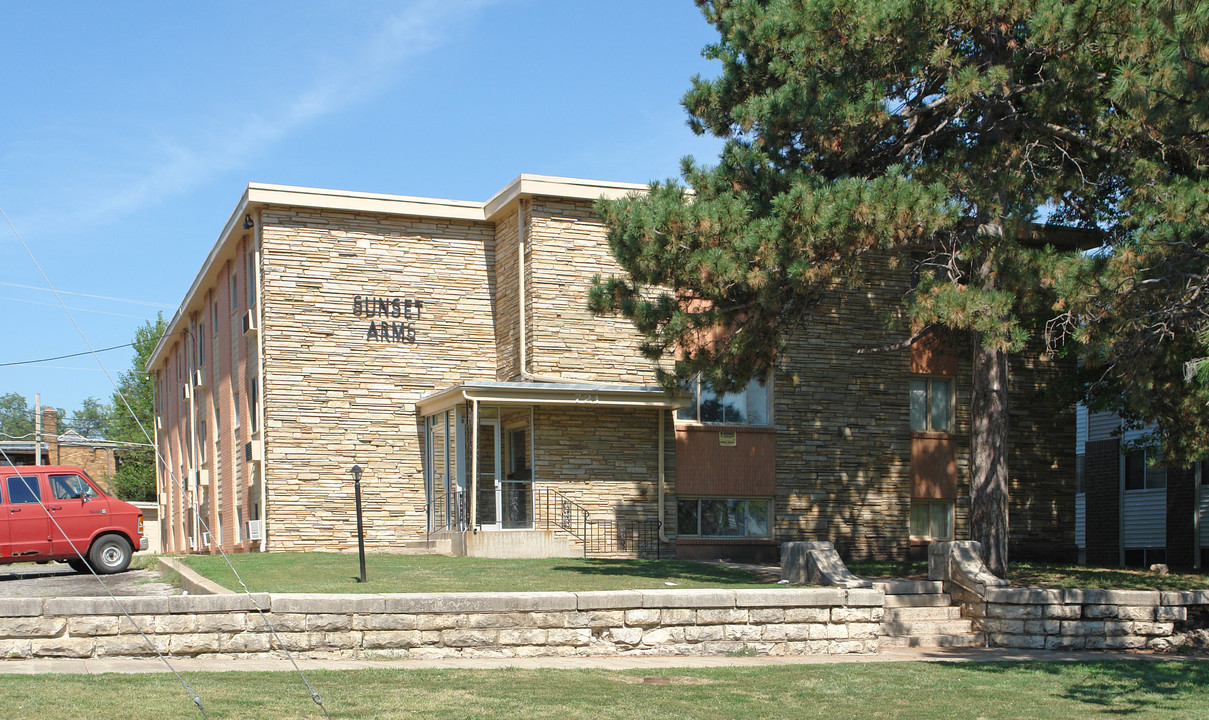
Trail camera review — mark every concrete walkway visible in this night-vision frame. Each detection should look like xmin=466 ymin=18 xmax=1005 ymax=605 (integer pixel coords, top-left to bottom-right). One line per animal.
xmin=1 ymin=647 xmax=1200 ymax=675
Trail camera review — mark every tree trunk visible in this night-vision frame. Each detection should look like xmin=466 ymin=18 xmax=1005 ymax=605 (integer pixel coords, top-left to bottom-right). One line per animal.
xmin=969 ymin=333 xmax=1010 ymax=577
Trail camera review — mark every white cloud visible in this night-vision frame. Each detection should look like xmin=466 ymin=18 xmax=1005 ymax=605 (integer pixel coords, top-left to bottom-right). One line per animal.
xmin=18 ymin=0 xmax=498 ymax=236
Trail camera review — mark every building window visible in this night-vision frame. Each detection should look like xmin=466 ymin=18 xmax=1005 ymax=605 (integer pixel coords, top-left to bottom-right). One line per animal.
xmin=198 ymin=420 xmax=207 ymax=463
xmin=230 ymin=270 xmax=238 ymax=313
xmin=910 ymin=377 xmax=953 ymax=433
xmin=246 ymin=249 xmax=256 ymax=308
xmin=677 ymin=497 xmax=771 ymax=538
xmin=212 ymin=301 xmax=218 ymax=331
xmin=248 ymin=376 xmax=259 ymax=432
xmin=197 ymin=324 xmax=205 ymax=367
xmin=1124 ymin=451 xmax=1166 ymax=490
xmin=233 ymin=389 xmax=241 ymax=429
xmin=910 ymin=500 xmax=953 ymax=540
xmin=676 ymin=376 xmax=770 ymax=425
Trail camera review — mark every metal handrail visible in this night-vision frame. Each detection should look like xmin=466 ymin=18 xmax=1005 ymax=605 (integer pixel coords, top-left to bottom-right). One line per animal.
xmin=536 ymin=487 xmax=662 ymax=559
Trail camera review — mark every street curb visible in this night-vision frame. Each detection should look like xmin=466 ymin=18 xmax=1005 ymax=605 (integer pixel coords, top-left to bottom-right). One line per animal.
xmin=156 ymin=556 xmax=232 ymax=595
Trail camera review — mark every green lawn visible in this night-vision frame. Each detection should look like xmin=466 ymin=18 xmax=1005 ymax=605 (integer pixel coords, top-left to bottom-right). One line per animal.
xmin=178 ymin=553 xmax=778 ymax=594
xmin=846 ymin=559 xmax=1209 ymax=591
xmin=6 ymin=661 xmax=1208 ymax=719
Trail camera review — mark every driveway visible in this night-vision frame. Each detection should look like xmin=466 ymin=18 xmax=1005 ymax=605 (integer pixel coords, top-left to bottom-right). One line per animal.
xmin=0 ymin=558 xmax=181 ymax=598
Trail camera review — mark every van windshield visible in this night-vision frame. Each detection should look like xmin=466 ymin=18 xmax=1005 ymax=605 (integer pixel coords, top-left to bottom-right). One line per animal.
xmin=50 ymin=474 xmax=101 ymax=500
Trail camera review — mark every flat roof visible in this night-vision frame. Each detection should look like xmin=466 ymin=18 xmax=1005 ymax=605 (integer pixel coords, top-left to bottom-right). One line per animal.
xmin=416 ymin=381 xmax=690 ymax=417
xmin=147 ymin=174 xmax=649 ymax=370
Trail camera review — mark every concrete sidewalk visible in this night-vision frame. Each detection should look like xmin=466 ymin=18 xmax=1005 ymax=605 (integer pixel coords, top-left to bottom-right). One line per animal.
xmin=1 ymin=647 xmax=1199 ymax=675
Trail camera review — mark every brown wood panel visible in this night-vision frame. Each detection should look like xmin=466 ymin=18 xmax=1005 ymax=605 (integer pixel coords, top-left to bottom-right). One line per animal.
xmin=910 ymin=328 xmax=959 ymax=375
xmin=911 ymin=435 xmax=957 ymax=499
xmin=675 ymin=426 xmax=775 ymax=496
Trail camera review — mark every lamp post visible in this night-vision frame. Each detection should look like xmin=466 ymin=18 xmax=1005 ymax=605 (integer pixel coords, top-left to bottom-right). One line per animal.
xmin=351 ymin=464 xmax=366 ymax=583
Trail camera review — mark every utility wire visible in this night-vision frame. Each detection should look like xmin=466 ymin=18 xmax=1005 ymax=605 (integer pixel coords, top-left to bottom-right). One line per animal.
xmin=0 ymin=280 xmax=174 ymax=308
xmin=3 ymin=203 xmax=332 ymax=718
xmin=0 ymin=343 xmax=132 ymax=367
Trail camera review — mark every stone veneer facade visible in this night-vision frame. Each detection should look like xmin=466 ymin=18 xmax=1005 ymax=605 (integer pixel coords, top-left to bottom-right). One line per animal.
xmin=148 ymin=176 xmax=1076 ymax=562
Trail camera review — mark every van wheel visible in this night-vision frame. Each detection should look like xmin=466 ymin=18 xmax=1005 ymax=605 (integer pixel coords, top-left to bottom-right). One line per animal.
xmin=66 ymin=558 xmax=91 ymax=574
xmin=89 ymin=535 xmax=132 ymax=574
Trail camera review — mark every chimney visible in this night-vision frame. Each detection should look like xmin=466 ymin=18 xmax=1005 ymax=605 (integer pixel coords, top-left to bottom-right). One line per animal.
xmin=42 ymin=407 xmax=59 ymax=465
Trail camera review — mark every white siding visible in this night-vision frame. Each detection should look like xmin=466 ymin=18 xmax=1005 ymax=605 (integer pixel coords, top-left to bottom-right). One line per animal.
xmin=1075 ymin=404 xmax=1088 ymax=455
xmin=1199 ymin=487 xmax=1209 ymax=549
xmin=1120 ymin=425 xmax=1152 ymax=446
xmin=1075 ymin=492 xmax=1086 ymax=548
xmin=1123 ymin=488 xmax=1167 ymax=548
xmin=1087 ymin=411 xmax=1119 ymax=442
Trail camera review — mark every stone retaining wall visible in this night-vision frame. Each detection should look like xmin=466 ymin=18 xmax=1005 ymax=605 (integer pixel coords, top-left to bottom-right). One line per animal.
xmin=0 ymin=588 xmax=882 ymax=661
xmin=964 ymin=588 xmax=1208 ymax=651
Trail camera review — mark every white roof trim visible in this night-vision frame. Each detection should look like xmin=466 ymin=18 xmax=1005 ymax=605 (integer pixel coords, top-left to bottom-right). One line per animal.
xmin=416 ymin=381 xmax=689 ymax=417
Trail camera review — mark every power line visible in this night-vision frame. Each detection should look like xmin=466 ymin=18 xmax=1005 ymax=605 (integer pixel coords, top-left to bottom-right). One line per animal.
xmin=0 ymin=280 xmax=174 ymax=308
xmin=0 ymin=294 xmax=157 ymax=320
xmin=0 ymin=342 xmax=132 ymax=367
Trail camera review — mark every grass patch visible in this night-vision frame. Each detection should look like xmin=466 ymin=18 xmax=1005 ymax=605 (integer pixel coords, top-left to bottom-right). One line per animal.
xmin=846 ymin=559 xmax=1209 ymax=591
xmin=5 ymin=661 xmax=1209 ymax=719
xmin=178 ymin=553 xmax=778 ymax=593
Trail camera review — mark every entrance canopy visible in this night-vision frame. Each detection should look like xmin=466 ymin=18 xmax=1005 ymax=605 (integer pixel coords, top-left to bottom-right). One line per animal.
xmin=416 ymin=381 xmax=691 ymax=417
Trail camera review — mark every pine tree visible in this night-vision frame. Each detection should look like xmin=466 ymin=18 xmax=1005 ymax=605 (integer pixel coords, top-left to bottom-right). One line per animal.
xmin=591 ymin=0 xmax=1208 ymax=576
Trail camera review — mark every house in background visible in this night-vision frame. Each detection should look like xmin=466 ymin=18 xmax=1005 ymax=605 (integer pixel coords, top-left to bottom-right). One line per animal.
xmin=147 ymin=175 xmax=1078 ymax=563
xmin=0 ymin=407 xmax=121 ymax=491
xmin=1076 ymin=404 xmax=1207 ymax=568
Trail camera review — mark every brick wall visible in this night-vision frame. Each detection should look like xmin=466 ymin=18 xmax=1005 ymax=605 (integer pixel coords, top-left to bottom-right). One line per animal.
xmin=1084 ymin=438 xmax=1121 ymax=566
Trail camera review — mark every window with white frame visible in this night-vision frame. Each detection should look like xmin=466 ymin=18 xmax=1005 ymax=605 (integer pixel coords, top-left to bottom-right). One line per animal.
xmin=676 ymin=376 xmax=770 ymax=425
xmin=909 ymin=377 xmax=953 ymax=433
xmin=910 ymin=500 xmax=953 ymax=541
xmin=677 ymin=497 xmax=771 ymax=538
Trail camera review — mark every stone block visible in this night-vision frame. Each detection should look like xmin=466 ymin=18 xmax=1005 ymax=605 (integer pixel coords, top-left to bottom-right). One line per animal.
xmin=352 ymin=613 xmax=418 ymax=631
xmin=1135 ymin=622 xmax=1174 ymax=636
xmin=1023 ymin=619 xmax=1061 ymax=635
xmin=44 ymin=596 xmax=170 ymax=616
xmin=784 ymin=608 xmax=830 ymax=623
xmin=440 ymin=629 xmax=498 ymax=648
xmin=623 ymin=609 xmax=661 ymax=627
xmin=1116 ymin=606 xmax=1156 ymax=621
xmin=219 ymin=632 xmax=272 ymax=653
xmin=1042 ymin=604 xmax=1081 ymax=619
xmin=0 ymin=598 xmax=44 ymax=618
xmin=307 ymin=614 xmax=352 ymax=632
xmin=683 ymin=625 xmax=724 ymax=643
xmin=575 ymin=591 xmax=643 ymax=610
xmin=153 ymin=615 xmax=204 ymax=634
xmin=1060 ymin=620 xmax=1104 ymax=636
xmin=362 ymin=630 xmax=422 ymax=650
xmin=1156 ymin=606 xmax=1187 ymax=622
xmin=607 ymin=627 xmax=643 ymax=645
xmin=264 ymin=613 xmax=308 ymax=633
xmin=499 ymin=628 xmax=547 ymax=646
xmin=1103 ymin=620 xmax=1132 ymax=636
xmin=809 ymin=623 xmax=848 ymax=640
xmin=988 ymin=603 xmax=1043 ymax=620
xmin=640 ymin=589 xmax=736 ymax=608
xmin=1083 ymin=604 xmax=1119 ymax=619
xmin=31 ymin=638 xmax=95 ymax=658
xmin=722 ymin=624 xmax=762 ymax=642
xmin=830 ymin=607 xmax=875 ymax=623
xmin=988 ymin=633 xmax=1044 ymax=649
xmin=270 ymin=594 xmax=386 ymax=614
xmin=760 ymin=624 xmax=787 ymax=641
xmin=545 ymin=628 xmax=590 ymax=647
xmin=844 ymin=589 xmax=885 ymax=607
xmin=696 ymin=609 xmax=748 ymax=625
xmin=981 ymin=618 xmax=1026 ymax=634
xmin=416 ymin=614 xmax=464 ymax=631
xmin=1045 ymin=635 xmax=1086 ymax=651
xmin=169 ymin=633 xmax=222 ymax=656
xmin=1103 ymin=635 xmax=1148 ymax=650
xmin=0 ymin=616 xmax=67 ymax=638
xmin=0 ymin=640 xmax=32 ymax=658
xmin=67 ymin=616 xmax=120 ymax=636
xmin=985 ymin=588 xmax=1062 ymax=604
xmin=318 ymin=631 xmax=360 ymax=649
xmin=463 ymin=612 xmax=534 ymax=629
xmin=749 ymin=608 xmax=785 ymax=624
xmin=847 ymin=622 xmax=881 ymax=639
xmin=660 ymin=609 xmax=696 ymax=626
xmin=565 ymin=611 xmax=624 ymax=629
xmin=783 ymin=624 xmax=815 ymax=641
xmin=385 ymin=592 xmax=576 ymax=613
xmin=1066 ymin=589 xmax=1159 ymax=606
xmin=171 ymin=594 xmax=271 ymax=614
xmin=96 ymin=635 xmax=168 ymax=656
xmin=1160 ymin=590 xmax=1209 ymax=605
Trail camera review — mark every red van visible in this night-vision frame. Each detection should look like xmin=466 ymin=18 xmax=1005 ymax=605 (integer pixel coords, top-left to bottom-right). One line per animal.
xmin=1 ymin=465 xmax=146 ymax=574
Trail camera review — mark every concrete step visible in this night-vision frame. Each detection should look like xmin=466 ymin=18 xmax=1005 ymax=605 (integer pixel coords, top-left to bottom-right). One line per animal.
xmin=884 ymin=606 xmax=963 ymax=622
xmin=880 ymin=633 xmax=984 ymax=649
xmin=882 ymin=619 xmax=975 ymax=637
xmin=884 ymin=593 xmax=952 ymax=608
xmin=399 ymin=539 xmax=451 ymax=554
xmin=872 ymin=580 xmax=944 ymax=595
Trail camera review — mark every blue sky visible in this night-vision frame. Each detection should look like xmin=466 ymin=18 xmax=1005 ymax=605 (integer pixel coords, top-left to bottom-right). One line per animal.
xmin=1 ymin=1 xmax=724 ymax=419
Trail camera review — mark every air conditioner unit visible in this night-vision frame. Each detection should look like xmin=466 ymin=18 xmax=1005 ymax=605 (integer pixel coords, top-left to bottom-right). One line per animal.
xmin=182 ymin=384 xmax=192 ymax=401
xmin=156 ymin=415 xmax=163 ymax=430
xmin=244 ymin=440 xmax=264 ymax=463
xmin=188 ymin=537 xmax=196 ymax=550
xmin=246 ymin=520 xmax=264 ymax=541
xmin=242 ymin=310 xmax=258 ymax=336
xmin=202 ymin=531 xmax=212 ymax=546
xmin=193 ymin=369 xmax=206 ymax=388
xmin=191 ymin=469 xmax=210 ymax=486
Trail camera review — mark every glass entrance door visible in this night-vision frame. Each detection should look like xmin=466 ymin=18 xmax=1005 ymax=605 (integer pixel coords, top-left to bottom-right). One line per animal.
xmin=503 ymin=426 xmax=532 ymax=529
xmin=476 ymin=420 xmax=501 ymax=528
